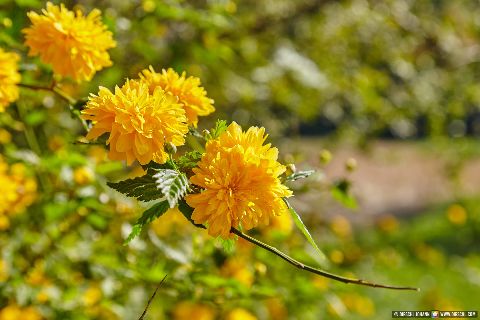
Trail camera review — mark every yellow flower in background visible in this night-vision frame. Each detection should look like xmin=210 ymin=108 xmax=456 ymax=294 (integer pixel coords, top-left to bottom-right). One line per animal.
xmin=220 ymin=257 xmax=254 ymax=287
xmin=446 ymin=204 xmax=467 ymax=225
xmin=172 ymin=301 xmax=215 ymax=320
xmin=0 ymin=305 xmax=42 ymax=320
xmin=0 ymin=48 xmax=20 ymax=112
xmin=81 ymin=79 xmax=188 ymax=165
xmin=0 ymin=158 xmax=37 ymax=223
xmin=150 ymin=207 xmax=191 ymax=237
xmin=225 ymin=308 xmax=257 ymax=320
xmin=23 ymin=2 xmax=115 ymax=81
xmin=139 ymin=67 xmax=215 ymax=126
xmin=186 ymin=122 xmax=292 ymax=238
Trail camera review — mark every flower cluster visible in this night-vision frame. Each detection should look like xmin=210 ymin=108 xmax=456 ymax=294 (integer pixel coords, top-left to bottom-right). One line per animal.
xmin=0 ymin=48 xmax=20 ymax=112
xmin=0 ymin=158 xmax=37 ymax=230
xmin=186 ymin=122 xmax=292 ymax=238
xmin=140 ymin=67 xmax=215 ymax=127
xmin=23 ymin=2 xmax=115 ymax=81
xmin=81 ymin=79 xmax=188 ymax=165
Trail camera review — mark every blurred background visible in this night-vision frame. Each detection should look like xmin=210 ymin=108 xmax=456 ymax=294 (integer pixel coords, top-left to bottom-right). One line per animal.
xmin=1 ymin=0 xmax=479 ymax=319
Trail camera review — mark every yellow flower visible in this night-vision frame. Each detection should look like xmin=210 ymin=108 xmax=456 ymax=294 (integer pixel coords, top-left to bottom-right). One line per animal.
xmin=81 ymin=79 xmax=188 ymax=165
xmin=220 ymin=257 xmax=254 ymax=287
xmin=0 ymin=305 xmax=42 ymax=320
xmin=0 ymin=48 xmax=20 ymax=112
xmin=23 ymin=2 xmax=116 ymax=81
xmin=172 ymin=302 xmax=215 ymax=320
xmin=225 ymin=308 xmax=257 ymax=320
xmin=0 ymin=158 xmax=37 ymax=219
xmin=139 ymin=67 xmax=214 ymax=126
xmin=186 ymin=122 xmax=292 ymax=238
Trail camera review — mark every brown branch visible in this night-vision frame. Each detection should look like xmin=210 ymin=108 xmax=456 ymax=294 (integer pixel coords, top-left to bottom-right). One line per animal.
xmin=230 ymin=227 xmax=419 ymax=291
xmin=138 ymin=274 xmax=168 ymax=320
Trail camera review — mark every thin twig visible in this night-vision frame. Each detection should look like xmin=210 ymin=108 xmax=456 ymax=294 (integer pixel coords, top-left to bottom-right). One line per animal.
xmin=18 ymin=82 xmax=89 ymax=131
xmin=138 ymin=274 xmax=168 ymax=320
xmin=230 ymin=227 xmax=419 ymax=291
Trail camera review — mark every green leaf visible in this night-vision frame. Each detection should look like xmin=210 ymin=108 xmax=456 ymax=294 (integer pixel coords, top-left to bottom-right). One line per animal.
xmin=124 ymin=200 xmax=170 ymax=244
xmin=286 ymin=170 xmax=315 ymax=181
xmin=205 ymin=119 xmax=228 ymax=140
xmin=176 ymin=151 xmax=203 ymax=170
xmin=153 ymin=169 xmax=189 ymax=208
xmin=178 ymin=200 xmax=206 ymax=229
xmin=107 ymin=168 xmax=162 ymax=202
xmin=331 ymin=179 xmax=358 ymax=209
xmin=283 ymin=198 xmax=328 ymax=265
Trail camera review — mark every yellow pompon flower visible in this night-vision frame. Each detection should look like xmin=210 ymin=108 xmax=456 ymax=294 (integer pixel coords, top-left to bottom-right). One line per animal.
xmin=186 ymin=122 xmax=292 ymax=238
xmin=0 ymin=48 xmax=20 ymax=112
xmin=139 ymin=67 xmax=214 ymax=126
xmin=81 ymin=79 xmax=188 ymax=165
xmin=23 ymin=2 xmax=116 ymax=82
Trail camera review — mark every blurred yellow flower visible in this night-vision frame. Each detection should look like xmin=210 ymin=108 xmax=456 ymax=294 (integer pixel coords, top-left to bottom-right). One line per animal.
xmin=0 ymin=158 xmax=37 ymax=221
xmin=330 ymin=215 xmax=352 ymax=238
xmin=81 ymin=79 xmax=188 ymax=165
xmin=139 ymin=67 xmax=215 ymax=126
xmin=0 ymin=129 xmax=12 ymax=144
xmin=340 ymin=293 xmax=375 ymax=317
xmin=225 ymin=308 xmax=257 ymax=320
xmin=264 ymin=210 xmax=293 ymax=236
xmin=265 ymin=298 xmax=288 ymax=320
xmin=23 ymin=2 xmax=116 ymax=81
xmin=186 ymin=122 xmax=292 ymax=238
xmin=220 ymin=257 xmax=254 ymax=287
xmin=0 ymin=260 xmax=8 ymax=282
xmin=377 ymin=214 xmax=399 ymax=233
xmin=83 ymin=285 xmax=102 ymax=306
xmin=446 ymin=204 xmax=467 ymax=225
xmin=0 ymin=305 xmax=42 ymax=320
xmin=172 ymin=301 xmax=215 ymax=320
xmin=73 ymin=166 xmax=94 ymax=185
xmin=0 ymin=48 xmax=20 ymax=112
xmin=150 ymin=207 xmax=191 ymax=237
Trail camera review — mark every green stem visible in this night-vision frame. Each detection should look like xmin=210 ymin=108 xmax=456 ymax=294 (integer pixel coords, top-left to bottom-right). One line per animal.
xmin=18 ymin=82 xmax=88 ymax=131
xmin=15 ymin=102 xmax=50 ymax=192
xmin=230 ymin=227 xmax=419 ymax=291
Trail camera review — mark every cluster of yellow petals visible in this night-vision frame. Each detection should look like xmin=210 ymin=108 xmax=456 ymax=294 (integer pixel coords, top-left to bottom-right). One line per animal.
xmin=0 ymin=305 xmax=42 ymax=320
xmin=81 ymin=79 xmax=188 ymax=165
xmin=186 ymin=122 xmax=292 ymax=238
xmin=23 ymin=2 xmax=116 ymax=82
xmin=0 ymin=158 xmax=37 ymax=230
xmin=0 ymin=48 xmax=20 ymax=112
xmin=140 ymin=67 xmax=215 ymax=126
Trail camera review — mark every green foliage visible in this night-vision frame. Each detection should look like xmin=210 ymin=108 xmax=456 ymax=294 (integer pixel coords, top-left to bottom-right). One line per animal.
xmin=124 ymin=200 xmax=170 ymax=244
xmin=153 ymin=169 xmax=189 ymax=208
xmin=176 ymin=150 xmax=203 ymax=170
xmin=178 ymin=199 xmax=205 ymax=229
xmin=331 ymin=179 xmax=358 ymax=209
xmin=205 ymin=119 xmax=228 ymax=140
xmin=283 ymin=198 xmax=328 ymax=265
xmin=107 ymin=168 xmax=162 ymax=202
xmin=286 ymin=169 xmax=315 ymax=181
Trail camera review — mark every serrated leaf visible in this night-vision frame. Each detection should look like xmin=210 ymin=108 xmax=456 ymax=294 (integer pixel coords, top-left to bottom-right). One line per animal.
xmin=153 ymin=169 xmax=189 ymax=208
xmin=205 ymin=119 xmax=228 ymax=140
xmin=176 ymin=151 xmax=203 ymax=170
xmin=286 ymin=170 xmax=315 ymax=181
xmin=331 ymin=179 xmax=358 ymax=209
xmin=283 ymin=198 xmax=328 ymax=265
xmin=178 ymin=200 xmax=205 ymax=229
xmin=107 ymin=168 xmax=162 ymax=202
xmin=124 ymin=200 xmax=170 ymax=244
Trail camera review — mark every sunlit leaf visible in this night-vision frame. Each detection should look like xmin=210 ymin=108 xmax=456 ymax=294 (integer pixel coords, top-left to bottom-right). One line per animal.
xmin=153 ymin=169 xmax=189 ymax=208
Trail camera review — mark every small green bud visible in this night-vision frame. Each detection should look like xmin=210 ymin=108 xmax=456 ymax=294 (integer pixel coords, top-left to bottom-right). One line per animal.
xmin=319 ymin=149 xmax=332 ymax=165
xmin=345 ymin=158 xmax=357 ymax=172
xmin=285 ymin=163 xmax=296 ymax=177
